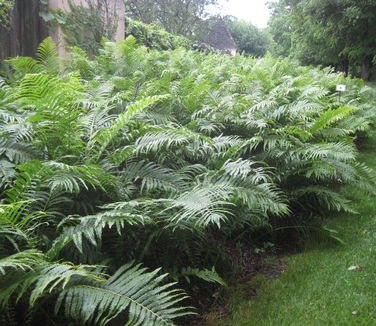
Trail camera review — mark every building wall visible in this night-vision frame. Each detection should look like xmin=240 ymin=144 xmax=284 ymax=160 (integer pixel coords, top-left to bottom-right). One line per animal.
xmin=49 ymin=0 xmax=125 ymax=58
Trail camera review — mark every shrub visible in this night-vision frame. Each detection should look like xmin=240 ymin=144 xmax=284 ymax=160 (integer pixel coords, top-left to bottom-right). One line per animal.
xmin=125 ymin=18 xmax=192 ymax=51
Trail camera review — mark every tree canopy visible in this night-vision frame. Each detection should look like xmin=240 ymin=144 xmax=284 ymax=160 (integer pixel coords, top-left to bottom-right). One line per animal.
xmin=126 ymin=0 xmax=219 ymax=39
xmin=268 ymin=0 xmax=376 ymax=80
xmin=226 ymin=18 xmax=273 ymax=57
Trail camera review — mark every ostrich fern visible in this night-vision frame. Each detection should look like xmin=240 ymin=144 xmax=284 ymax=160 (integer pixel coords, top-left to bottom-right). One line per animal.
xmin=1 ymin=37 xmax=376 ymax=325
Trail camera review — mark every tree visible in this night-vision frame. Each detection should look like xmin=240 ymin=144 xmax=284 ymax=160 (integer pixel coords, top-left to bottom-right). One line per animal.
xmin=126 ymin=0 xmax=219 ymax=39
xmin=267 ymin=0 xmax=294 ymax=57
xmin=268 ymin=0 xmax=376 ymax=80
xmin=309 ymin=0 xmax=376 ymax=80
xmin=226 ymin=18 xmax=273 ymax=57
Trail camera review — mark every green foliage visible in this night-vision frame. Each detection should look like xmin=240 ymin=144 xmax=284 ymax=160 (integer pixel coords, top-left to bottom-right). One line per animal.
xmin=56 ymin=262 xmax=190 ymax=326
xmin=174 ymin=266 xmax=227 ymax=286
xmin=126 ymin=0 xmax=219 ymax=39
xmin=125 ymin=19 xmax=192 ymax=51
xmin=216 ymin=133 xmax=376 ymax=326
xmin=267 ymin=1 xmax=292 ymax=58
xmin=226 ymin=19 xmax=273 ymax=57
xmin=268 ymin=0 xmax=376 ymax=80
xmin=0 ymin=0 xmax=15 ymax=27
xmin=1 ymin=37 xmax=376 ymax=325
xmin=41 ymin=0 xmax=122 ymax=55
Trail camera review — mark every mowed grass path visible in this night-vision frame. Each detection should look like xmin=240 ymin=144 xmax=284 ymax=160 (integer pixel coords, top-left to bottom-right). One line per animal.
xmin=218 ymin=133 xmax=376 ymax=326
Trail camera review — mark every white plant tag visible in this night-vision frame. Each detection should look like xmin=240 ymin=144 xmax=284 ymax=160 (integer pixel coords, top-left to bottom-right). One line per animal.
xmin=336 ymin=84 xmax=346 ymax=91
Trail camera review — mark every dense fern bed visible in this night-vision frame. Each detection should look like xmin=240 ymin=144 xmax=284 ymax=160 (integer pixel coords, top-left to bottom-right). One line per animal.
xmin=215 ymin=131 xmax=376 ymax=326
xmin=1 ymin=37 xmax=376 ymax=325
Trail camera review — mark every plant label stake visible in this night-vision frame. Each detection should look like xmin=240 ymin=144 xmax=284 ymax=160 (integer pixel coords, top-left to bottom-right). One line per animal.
xmin=336 ymin=84 xmax=346 ymax=104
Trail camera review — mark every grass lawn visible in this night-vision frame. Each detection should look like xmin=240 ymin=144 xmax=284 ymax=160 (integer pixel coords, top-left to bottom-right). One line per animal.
xmin=215 ymin=132 xmax=376 ymax=326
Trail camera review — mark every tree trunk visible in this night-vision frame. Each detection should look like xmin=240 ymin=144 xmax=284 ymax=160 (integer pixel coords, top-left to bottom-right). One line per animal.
xmin=337 ymin=59 xmax=349 ymax=75
xmin=0 ymin=0 xmax=48 ymax=60
xmin=361 ymin=54 xmax=373 ymax=81
xmin=342 ymin=59 xmax=349 ymax=75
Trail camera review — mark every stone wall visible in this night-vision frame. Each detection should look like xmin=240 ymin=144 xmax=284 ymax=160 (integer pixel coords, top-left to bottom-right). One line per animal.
xmin=49 ymin=0 xmax=125 ymax=58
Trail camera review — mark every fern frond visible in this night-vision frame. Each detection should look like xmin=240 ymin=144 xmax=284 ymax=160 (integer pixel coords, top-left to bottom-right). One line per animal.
xmin=36 ymin=37 xmax=59 ymax=75
xmin=56 ymin=262 xmax=192 ymax=326
xmin=0 ymin=250 xmax=44 ymax=274
xmin=176 ymin=266 xmax=226 ymax=286
xmin=0 ymin=201 xmax=46 ymax=249
xmin=161 ymin=185 xmax=234 ymax=228
xmin=44 ymin=161 xmax=110 ymax=193
xmin=0 ymin=262 xmax=102 ymax=308
xmin=92 ymin=95 xmax=169 ymax=159
xmin=122 ymin=160 xmax=187 ymax=194
xmin=48 ymin=208 xmax=153 ymax=257
xmin=221 ymin=159 xmax=267 ymax=181
xmin=0 ymin=159 xmax=16 ymax=187
xmin=0 ymin=138 xmax=38 ymax=164
xmin=134 ymin=126 xmax=211 ymax=155
xmin=5 ymin=57 xmax=42 ymax=77
xmin=4 ymin=161 xmax=46 ymax=203
xmin=298 ymin=142 xmax=356 ymax=161
xmin=353 ymin=162 xmax=376 ymax=194
xmin=310 ymin=106 xmax=358 ymax=134
xmin=291 ymin=186 xmax=355 ymax=213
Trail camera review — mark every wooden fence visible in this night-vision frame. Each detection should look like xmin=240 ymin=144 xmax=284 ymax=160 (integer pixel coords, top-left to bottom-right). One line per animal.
xmin=0 ymin=0 xmax=48 ymax=60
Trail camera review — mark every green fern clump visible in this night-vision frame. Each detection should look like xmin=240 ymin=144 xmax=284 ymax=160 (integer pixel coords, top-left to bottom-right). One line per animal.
xmin=1 ymin=37 xmax=376 ymax=325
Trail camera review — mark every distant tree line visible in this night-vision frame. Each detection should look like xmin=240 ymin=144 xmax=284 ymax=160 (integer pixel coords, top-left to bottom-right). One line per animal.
xmin=127 ymin=0 xmax=376 ymax=80
xmin=268 ymin=0 xmax=376 ymax=80
xmin=224 ymin=17 xmax=273 ymax=57
xmin=126 ymin=0 xmax=273 ymax=57
xmin=3 ymin=0 xmax=374 ymax=79
xmin=126 ymin=0 xmax=218 ymax=40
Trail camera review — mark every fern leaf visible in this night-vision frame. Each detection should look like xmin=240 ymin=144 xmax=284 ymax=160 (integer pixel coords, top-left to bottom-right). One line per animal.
xmin=123 ymin=160 xmax=187 ymax=194
xmin=56 ymin=263 xmax=193 ymax=326
xmin=48 ymin=208 xmax=152 ymax=257
xmin=176 ymin=267 xmax=226 ymax=286
xmin=310 ymin=106 xmax=358 ymax=134
xmin=92 ymin=95 xmax=169 ymax=159
xmin=36 ymin=37 xmax=59 ymax=75
xmin=0 ymin=250 xmax=44 ymax=275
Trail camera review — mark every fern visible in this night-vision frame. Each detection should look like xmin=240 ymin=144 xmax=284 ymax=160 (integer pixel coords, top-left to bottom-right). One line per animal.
xmin=56 ymin=263 xmax=192 ymax=326
xmin=2 ymin=38 xmax=376 ymax=325
xmin=174 ymin=266 xmax=226 ymax=286
xmin=310 ymin=106 xmax=359 ymax=134
xmin=0 ymin=250 xmax=44 ymax=274
xmin=0 ymin=201 xmax=46 ymax=251
xmin=91 ymin=95 xmax=169 ymax=160
xmin=48 ymin=207 xmax=153 ymax=257
xmin=36 ymin=37 xmax=60 ymax=75
xmin=122 ymin=159 xmax=187 ymax=194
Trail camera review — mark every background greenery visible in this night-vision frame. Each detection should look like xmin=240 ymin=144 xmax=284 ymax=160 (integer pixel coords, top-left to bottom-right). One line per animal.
xmin=125 ymin=19 xmax=192 ymax=51
xmin=268 ymin=0 xmax=376 ymax=80
xmin=226 ymin=18 xmax=273 ymax=57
